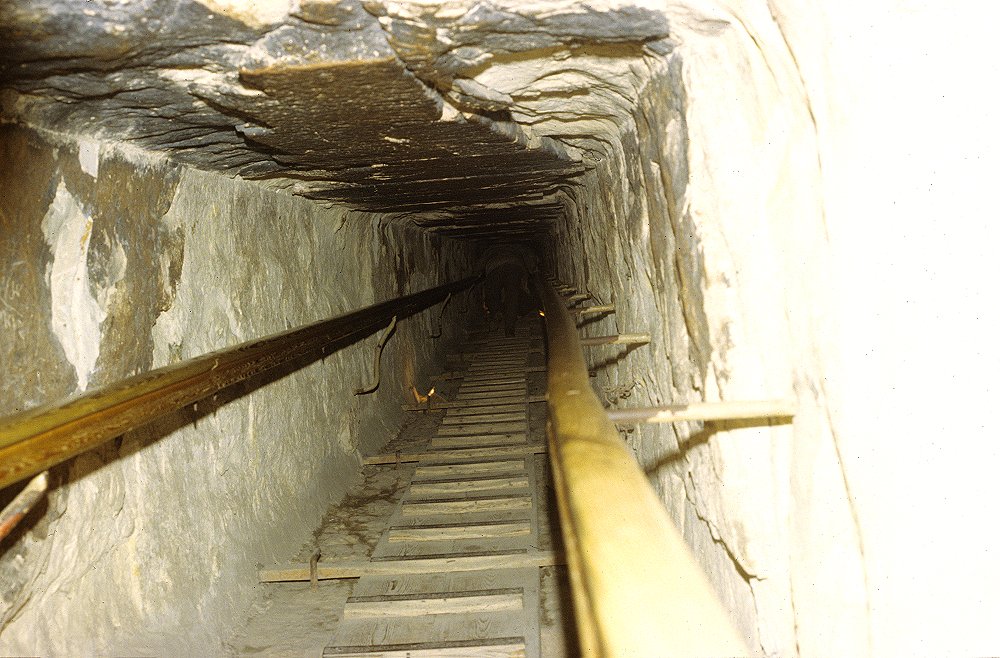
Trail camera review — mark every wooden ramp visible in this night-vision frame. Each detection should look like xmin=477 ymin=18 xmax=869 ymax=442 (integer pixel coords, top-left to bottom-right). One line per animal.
xmin=321 ymin=331 xmax=549 ymax=657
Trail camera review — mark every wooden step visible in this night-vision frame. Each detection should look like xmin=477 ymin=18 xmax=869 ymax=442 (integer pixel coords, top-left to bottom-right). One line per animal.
xmin=386 ymin=520 xmax=531 ymax=542
xmin=431 ymin=435 xmax=528 ymax=449
xmin=436 ymin=422 xmax=527 ymax=436
xmin=408 ymin=475 xmax=530 ymax=497
xmin=455 ymin=390 xmax=525 ymax=402
xmin=365 ymin=444 xmax=546 ymax=465
xmin=401 ymin=495 xmax=531 ymax=517
xmin=326 ymin=614 xmax=526 ymax=652
xmin=260 ymin=550 xmax=563 ymax=582
xmin=446 ymin=404 xmax=527 ymax=417
xmin=440 ymin=412 xmax=526 ymax=425
xmin=324 ymin=638 xmax=526 ymax=657
xmin=413 ymin=460 xmax=527 ymax=480
xmin=459 ymin=383 xmax=527 ymax=393
xmin=343 ymin=588 xmax=523 ymax=618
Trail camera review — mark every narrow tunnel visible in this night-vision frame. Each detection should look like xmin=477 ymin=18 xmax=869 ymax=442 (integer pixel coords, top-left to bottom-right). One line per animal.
xmin=2 ymin=1 xmax=999 ymax=656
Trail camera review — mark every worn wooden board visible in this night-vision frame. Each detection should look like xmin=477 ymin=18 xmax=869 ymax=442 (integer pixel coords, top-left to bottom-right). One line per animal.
xmin=459 ymin=383 xmax=527 ymax=394
xmin=386 ymin=521 xmax=531 ymax=543
xmin=343 ymin=590 xmax=523 ymax=618
xmin=412 ymin=459 xmax=527 ymax=480
xmin=431 ymin=436 xmax=528 ymax=450
xmin=436 ymin=422 xmax=527 ymax=436
xmin=408 ymin=475 xmax=530 ymax=497
xmin=401 ymin=495 xmax=532 ymax=517
xmin=456 ymin=391 xmax=527 ymax=402
xmin=440 ymin=412 xmax=526 ymax=425
xmin=444 ymin=404 xmax=528 ymax=417
xmin=364 ymin=444 xmax=546 ymax=465
xmin=323 ymin=640 xmax=527 ymax=657
xmin=259 ymin=551 xmax=564 ymax=582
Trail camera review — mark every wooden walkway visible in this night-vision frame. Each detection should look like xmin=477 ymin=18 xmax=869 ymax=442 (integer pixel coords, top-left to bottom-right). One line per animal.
xmin=255 ymin=326 xmax=570 ymax=657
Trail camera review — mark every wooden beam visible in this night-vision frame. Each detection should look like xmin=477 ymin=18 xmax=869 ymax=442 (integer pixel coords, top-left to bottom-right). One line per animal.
xmin=364 ymin=444 xmax=546 ymax=465
xmin=607 ymin=399 xmax=796 ymax=424
xmin=0 ymin=277 xmax=478 ymax=489
xmin=579 ymin=333 xmax=650 ymax=347
xmin=537 ymin=276 xmax=747 ymax=656
xmin=259 ymin=550 xmax=565 ymax=582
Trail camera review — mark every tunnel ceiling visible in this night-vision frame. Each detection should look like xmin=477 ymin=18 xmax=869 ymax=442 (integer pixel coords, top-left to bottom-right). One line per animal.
xmin=0 ymin=0 xmax=671 ymax=239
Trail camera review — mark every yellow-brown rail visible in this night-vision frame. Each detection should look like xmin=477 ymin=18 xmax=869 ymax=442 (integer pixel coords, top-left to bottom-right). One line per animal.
xmin=538 ymin=275 xmax=749 ymax=657
xmin=0 ymin=278 xmax=476 ymax=490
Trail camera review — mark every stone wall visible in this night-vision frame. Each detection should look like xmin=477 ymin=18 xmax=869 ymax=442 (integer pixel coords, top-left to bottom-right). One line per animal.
xmin=543 ymin=2 xmax=1000 ymax=657
xmin=0 ymin=124 xmax=472 ymax=654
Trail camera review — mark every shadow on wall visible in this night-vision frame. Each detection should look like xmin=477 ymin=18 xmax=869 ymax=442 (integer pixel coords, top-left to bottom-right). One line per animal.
xmin=641 ymin=416 xmax=794 ymax=475
xmin=0 ymin=318 xmax=394 ymax=567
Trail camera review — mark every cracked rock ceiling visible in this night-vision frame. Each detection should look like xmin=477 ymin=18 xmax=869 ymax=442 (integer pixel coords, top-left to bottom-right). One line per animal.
xmin=0 ymin=0 xmax=671 ymax=239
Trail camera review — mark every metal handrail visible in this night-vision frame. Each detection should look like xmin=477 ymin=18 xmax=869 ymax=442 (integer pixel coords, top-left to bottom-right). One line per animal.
xmin=538 ymin=275 xmax=748 ymax=657
xmin=0 ymin=277 xmax=477 ymax=490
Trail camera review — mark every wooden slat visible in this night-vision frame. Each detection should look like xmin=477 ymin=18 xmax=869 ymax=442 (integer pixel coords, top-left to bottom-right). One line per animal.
xmin=401 ymin=496 xmax=531 ymax=517
xmin=459 ymin=383 xmax=526 ymax=394
xmin=440 ymin=412 xmax=526 ymax=425
xmin=459 ymin=379 xmax=525 ymax=388
xmin=445 ymin=404 xmax=527 ymax=417
xmin=436 ymin=422 xmax=527 ymax=436
xmin=330 ymin=609 xmax=526 ymax=647
xmin=324 ymin=639 xmax=526 ymax=657
xmin=400 ymin=395 xmax=542 ymax=412
xmin=413 ymin=460 xmax=526 ymax=480
xmin=387 ymin=521 xmax=531 ymax=542
xmin=343 ymin=590 xmax=523 ymax=618
xmin=364 ymin=444 xmax=545 ymax=465
xmin=260 ymin=550 xmax=564 ymax=581
xmin=456 ymin=391 xmax=526 ymax=402
xmin=430 ymin=435 xmax=528 ymax=449
xmin=409 ymin=476 xmax=530 ymax=497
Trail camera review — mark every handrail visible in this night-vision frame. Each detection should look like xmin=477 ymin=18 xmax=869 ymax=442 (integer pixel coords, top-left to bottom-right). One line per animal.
xmin=538 ymin=275 xmax=748 ymax=657
xmin=0 ymin=277 xmax=477 ymax=490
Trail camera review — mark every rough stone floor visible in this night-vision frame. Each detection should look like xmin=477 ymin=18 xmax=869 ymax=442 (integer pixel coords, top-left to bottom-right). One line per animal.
xmin=226 ymin=319 xmax=578 ymax=657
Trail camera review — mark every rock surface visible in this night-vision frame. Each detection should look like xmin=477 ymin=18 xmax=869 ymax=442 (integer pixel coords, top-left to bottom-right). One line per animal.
xmin=0 ymin=124 xmax=474 ymax=654
xmin=3 ymin=0 xmax=1000 ymax=656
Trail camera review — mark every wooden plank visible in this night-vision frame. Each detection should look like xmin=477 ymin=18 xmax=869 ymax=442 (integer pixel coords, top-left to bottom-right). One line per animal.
xmin=413 ymin=460 xmax=526 ymax=480
xmin=330 ymin=609 xmax=526 ymax=647
xmin=456 ymin=391 xmax=527 ymax=401
xmin=471 ymin=354 xmax=527 ymax=361
xmin=431 ymin=435 xmax=528 ymax=449
xmin=459 ymin=379 xmax=525 ymax=388
xmin=350 ymin=568 xmax=529 ymax=596
xmin=519 ymin=569 xmax=542 ymax=658
xmin=401 ymin=496 xmax=531 ymax=517
xmin=461 ymin=373 xmax=526 ymax=381
xmin=466 ymin=365 xmax=526 ymax=373
xmin=459 ymin=383 xmax=526 ymax=393
xmin=324 ymin=639 xmax=526 ymax=657
xmin=432 ymin=366 xmax=542 ymax=382
xmin=408 ymin=476 xmax=530 ymax=497
xmin=440 ymin=412 xmax=526 ymax=425
xmin=343 ymin=590 xmax=523 ymax=618
xmin=401 ymin=396 xmax=541 ymax=412
xmin=260 ymin=551 xmax=565 ymax=582
xmin=387 ymin=521 xmax=531 ymax=542
xmin=458 ymin=389 xmax=526 ymax=398
xmin=364 ymin=444 xmax=546 ymax=465
xmin=436 ymin=422 xmax=527 ymax=436
xmin=446 ymin=404 xmax=527 ymax=417
xmin=606 ymin=399 xmax=797 ymax=424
